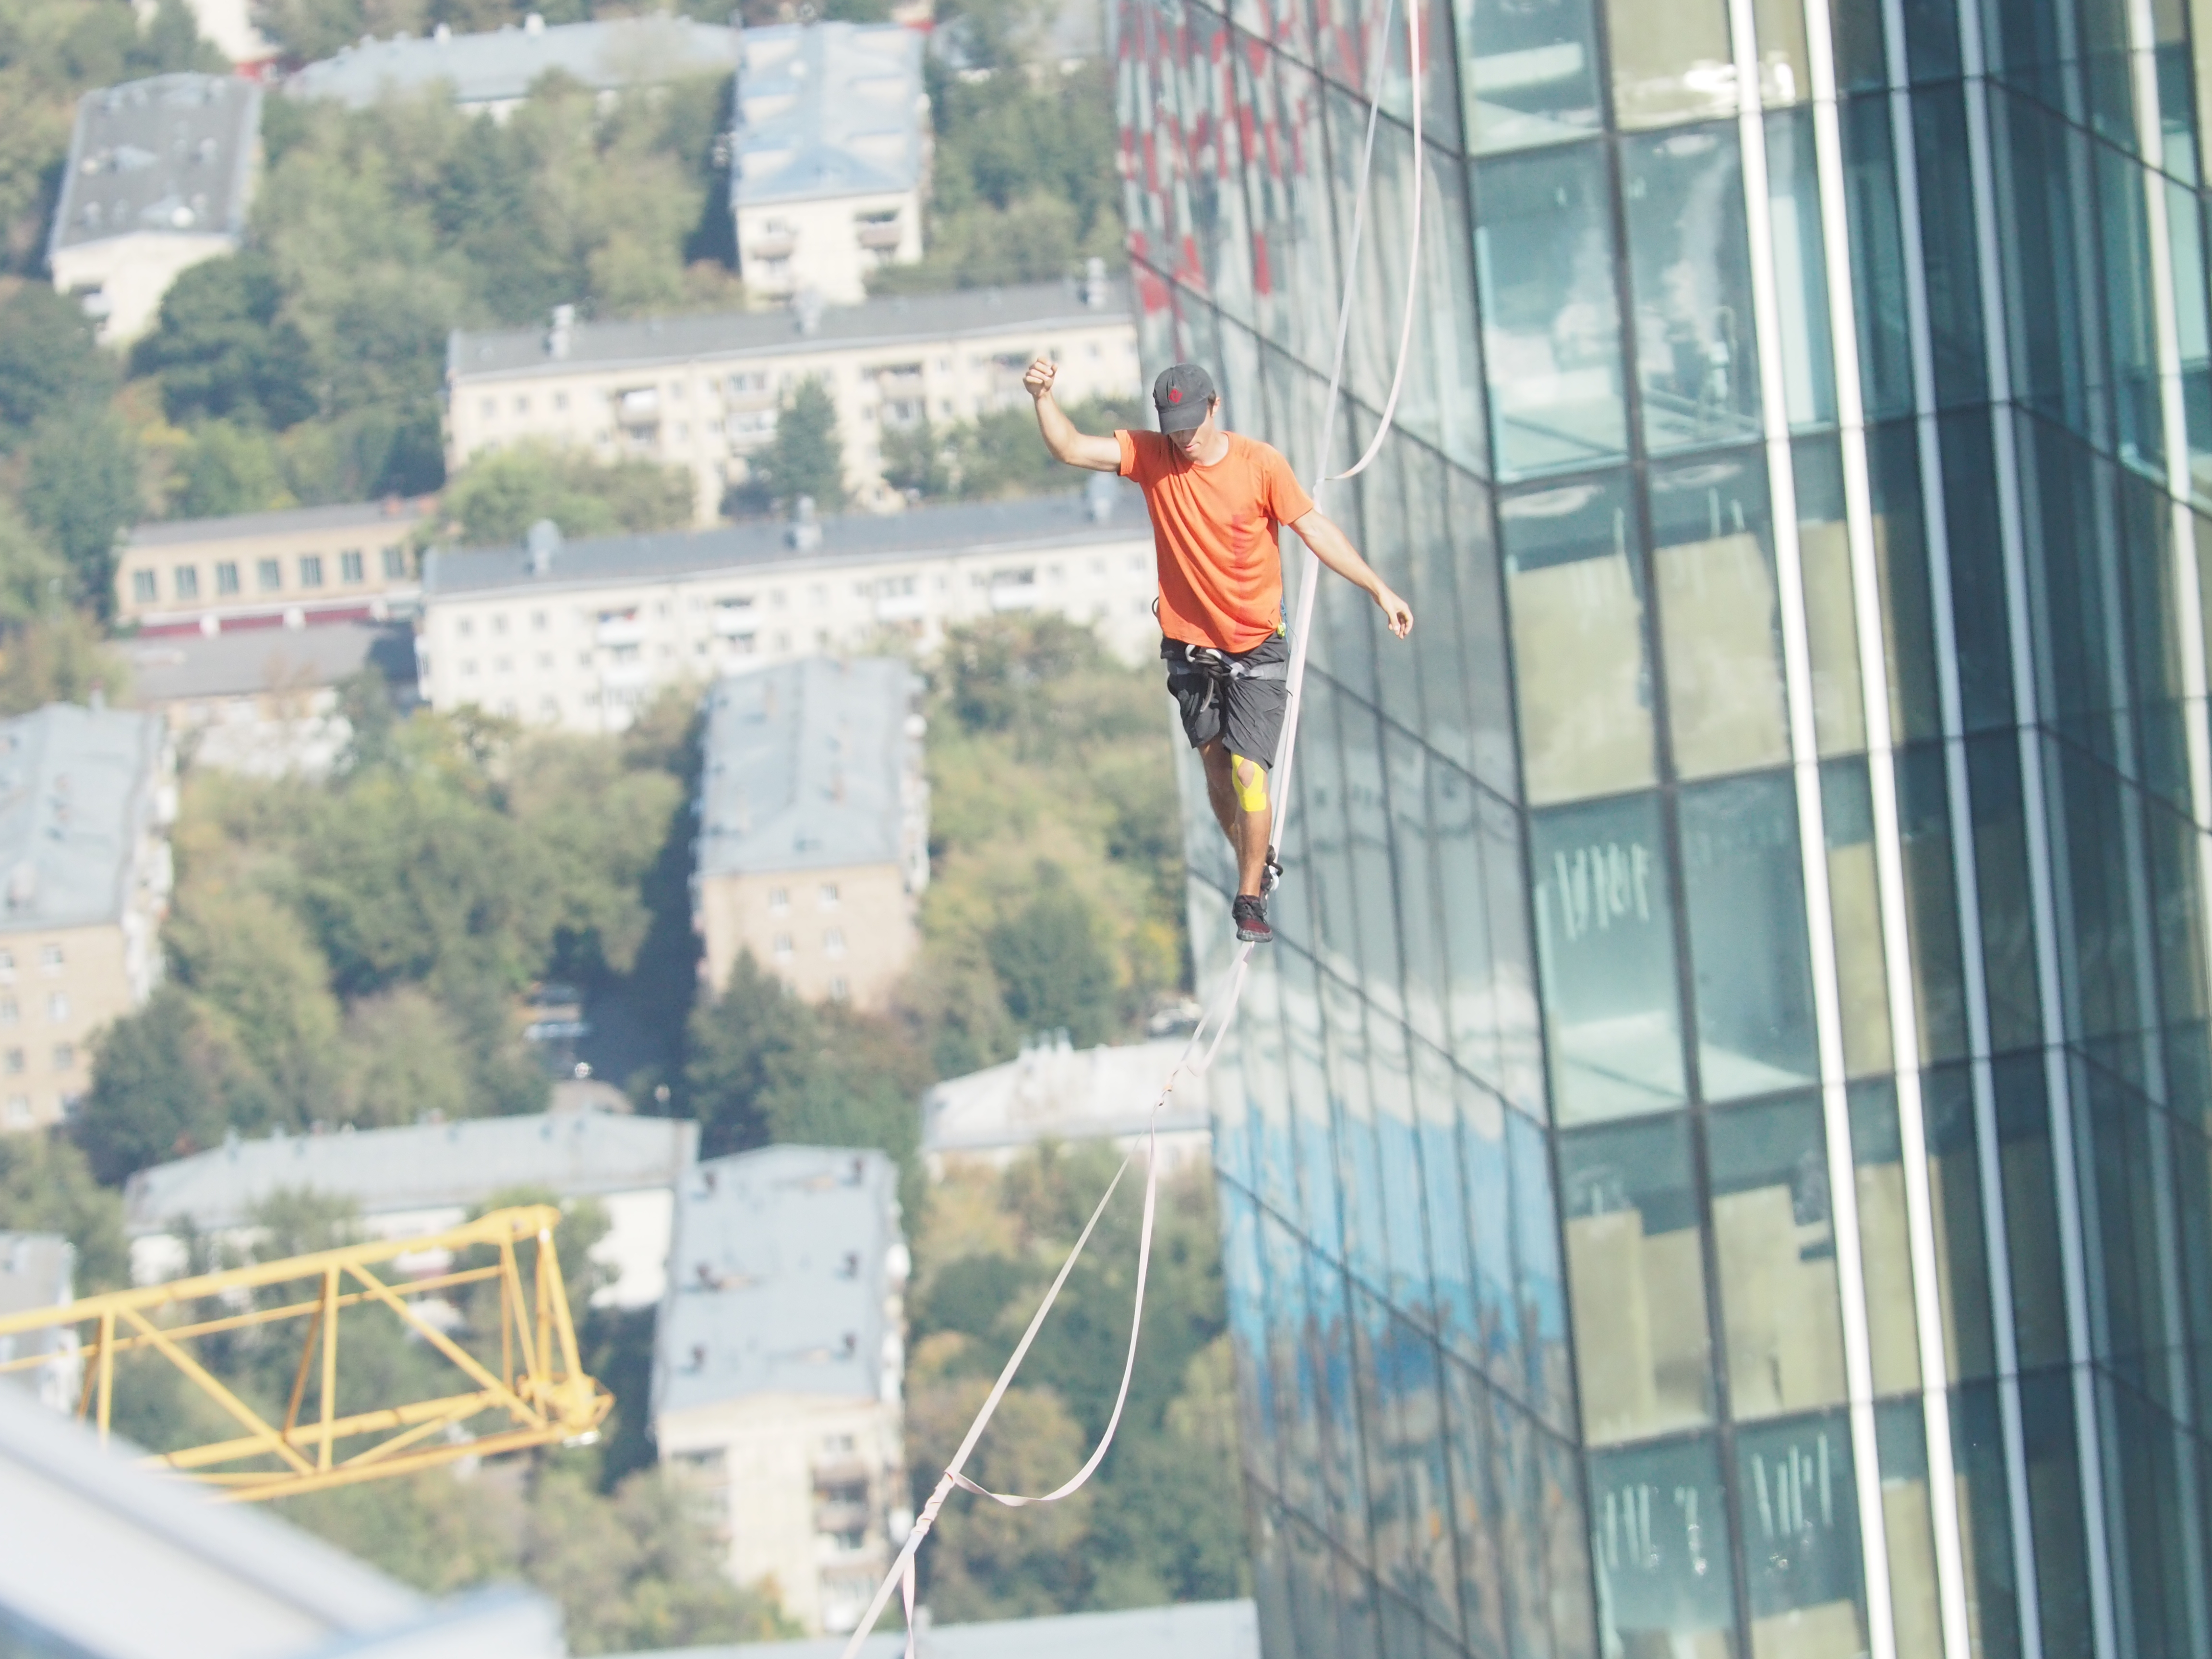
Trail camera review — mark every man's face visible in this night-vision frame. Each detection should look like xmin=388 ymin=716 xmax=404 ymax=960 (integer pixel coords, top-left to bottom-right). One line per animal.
xmin=1166 ymin=398 xmax=1219 ymax=457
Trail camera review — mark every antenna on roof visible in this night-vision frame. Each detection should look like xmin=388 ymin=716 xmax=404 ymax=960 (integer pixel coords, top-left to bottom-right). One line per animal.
xmin=1082 ymin=254 xmax=1108 ymax=308
xmin=793 ymin=289 xmax=824 ymax=336
xmin=788 ymin=496 xmax=823 ymax=551
xmin=525 ymin=518 xmax=562 ymax=576
xmin=547 ymin=303 xmax=574 ymax=360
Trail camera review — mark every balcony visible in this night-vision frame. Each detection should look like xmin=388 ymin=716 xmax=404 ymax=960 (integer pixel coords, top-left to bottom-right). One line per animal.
xmin=747 ymin=229 xmax=797 ymax=260
xmin=986 ymin=569 xmax=1039 ymax=613
xmin=855 ymin=218 xmax=904 ymax=252
xmin=711 ymin=603 xmax=757 ymax=638
xmin=873 ymin=591 xmax=928 ymax=623
xmin=600 ymin=659 xmax=652 ymax=691
xmin=595 ymin=614 xmax=645 ymax=648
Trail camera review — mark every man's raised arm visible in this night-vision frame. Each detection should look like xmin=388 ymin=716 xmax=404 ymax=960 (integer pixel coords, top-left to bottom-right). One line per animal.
xmin=1025 ymin=358 xmax=1123 ymax=472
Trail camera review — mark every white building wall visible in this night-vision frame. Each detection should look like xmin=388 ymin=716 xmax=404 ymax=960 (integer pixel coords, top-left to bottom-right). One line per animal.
xmin=735 ymin=189 xmax=923 ymax=305
xmin=50 ymin=231 xmax=239 ymax=346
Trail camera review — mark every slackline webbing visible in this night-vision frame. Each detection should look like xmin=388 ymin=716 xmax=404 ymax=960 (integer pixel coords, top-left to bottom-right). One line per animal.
xmin=839 ymin=9 xmax=1426 ymax=1650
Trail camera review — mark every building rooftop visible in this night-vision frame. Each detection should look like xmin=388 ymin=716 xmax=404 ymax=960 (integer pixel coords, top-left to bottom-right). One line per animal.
xmin=445 ymin=275 xmax=1130 ymax=380
xmin=286 ymin=14 xmax=739 ymax=109
xmin=423 ymin=481 xmax=1145 ymax=601
xmin=730 ymin=22 xmax=924 ymax=209
xmin=120 ymin=620 xmax=412 ymax=705
xmin=626 ymin=1598 xmax=1261 ymax=1659
xmin=697 ymin=658 xmax=919 ymax=880
xmin=0 ymin=706 xmax=166 ymax=937
xmin=126 ymin=498 xmax=432 ymax=551
xmin=123 ymin=1107 xmax=698 ymax=1235
xmin=48 ymin=74 xmax=260 ymax=260
xmin=653 ymin=1145 xmax=904 ymax=1419
xmin=920 ymin=1035 xmax=1213 ymax=1160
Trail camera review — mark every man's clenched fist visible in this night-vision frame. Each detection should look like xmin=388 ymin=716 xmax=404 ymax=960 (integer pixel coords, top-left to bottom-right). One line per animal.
xmin=1022 ymin=357 xmax=1058 ymax=399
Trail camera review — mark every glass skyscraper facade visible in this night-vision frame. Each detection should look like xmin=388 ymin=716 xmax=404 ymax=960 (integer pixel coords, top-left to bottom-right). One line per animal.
xmin=1117 ymin=0 xmax=2212 ymax=1654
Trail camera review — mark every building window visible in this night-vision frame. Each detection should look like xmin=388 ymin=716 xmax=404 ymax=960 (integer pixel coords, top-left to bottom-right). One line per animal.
xmin=340 ymin=550 xmax=364 ymax=583
xmin=174 ymin=566 xmax=199 ymax=600
xmin=461 ymin=660 xmax=478 ymax=676
xmin=819 ymin=883 xmax=840 ymax=909
xmin=299 ymin=555 xmax=325 ymax=588
xmin=3 ymin=1049 xmax=21 ymax=1075
xmin=132 ymin=570 xmax=156 ymax=602
xmin=531 ymin=610 xmax=548 ymax=631
xmin=824 ymin=928 xmax=846 ymax=957
xmin=38 ymin=946 xmax=60 ymax=973
xmin=383 ymin=546 xmax=408 ymax=579
xmin=0 ymin=952 xmax=14 ymax=981
xmin=258 ymin=559 xmax=282 ymax=592
xmin=768 ymin=887 xmax=790 ymax=914
xmin=515 ymin=396 xmax=530 ymax=415
xmin=457 ymin=618 xmax=474 ymax=639
xmin=216 ymin=561 xmax=240 ymax=595
xmin=0 ymin=998 xmax=16 ymax=1025
xmin=772 ymin=933 xmax=794 ymax=960
xmin=554 ymin=392 xmax=568 ymax=412
xmin=47 ymin=993 xmax=67 ymax=1022
xmin=829 ymin=975 xmax=849 ymax=1000
xmin=51 ymin=1043 xmax=72 ymax=1071
xmin=1 ymin=1097 xmax=24 ymax=1128
xmin=481 ymin=398 xmax=496 ymax=420
xmin=492 ymin=613 xmax=508 ymax=636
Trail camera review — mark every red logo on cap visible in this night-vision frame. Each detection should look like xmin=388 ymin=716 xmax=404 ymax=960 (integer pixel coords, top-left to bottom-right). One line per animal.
xmin=1168 ymin=388 xmax=1183 ymax=403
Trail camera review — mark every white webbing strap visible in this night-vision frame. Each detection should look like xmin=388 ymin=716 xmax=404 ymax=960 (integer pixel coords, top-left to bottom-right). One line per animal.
xmin=837 ymin=5 xmax=1425 ymax=1650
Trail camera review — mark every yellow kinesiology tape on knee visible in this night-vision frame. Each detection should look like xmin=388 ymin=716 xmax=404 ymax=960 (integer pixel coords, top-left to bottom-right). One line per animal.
xmin=1231 ymin=754 xmax=1269 ymax=812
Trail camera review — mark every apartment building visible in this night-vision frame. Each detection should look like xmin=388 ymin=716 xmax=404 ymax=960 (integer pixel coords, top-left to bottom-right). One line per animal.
xmin=117 ymin=499 xmax=431 ymax=634
xmin=48 ymin=74 xmax=260 ymax=344
xmin=728 ymin=22 xmax=925 ymax=305
xmin=286 ymin=13 xmax=739 ymax=118
xmin=444 ymin=275 xmax=1138 ymax=522
xmin=694 ymin=659 xmax=924 ymax=1008
xmin=0 ymin=707 xmax=174 ymax=1134
xmin=653 ymin=1146 xmax=908 ymax=1637
xmin=415 ymin=479 xmax=1157 ymax=733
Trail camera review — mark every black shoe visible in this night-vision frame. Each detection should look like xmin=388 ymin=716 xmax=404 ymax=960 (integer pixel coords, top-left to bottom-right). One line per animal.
xmin=1232 ymin=894 xmax=1273 ymax=944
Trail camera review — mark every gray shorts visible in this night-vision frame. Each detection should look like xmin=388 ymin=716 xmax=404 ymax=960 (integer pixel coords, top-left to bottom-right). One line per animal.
xmin=1162 ymin=636 xmax=1289 ymax=767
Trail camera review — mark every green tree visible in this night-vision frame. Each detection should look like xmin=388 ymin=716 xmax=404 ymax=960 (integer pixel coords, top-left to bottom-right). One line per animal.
xmin=135 ymin=252 xmax=319 ymax=429
xmin=19 ymin=409 xmax=138 ymax=613
xmin=76 ymin=986 xmax=277 ymax=1183
xmin=742 ymin=376 xmax=845 ymax=513
xmin=175 ymin=419 xmax=294 ymax=519
xmin=166 ymin=885 xmax=346 ymax=1113
xmin=339 ymin=986 xmax=474 ymax=1128
xmin=907 ymin=1379 xmax=1094 ymax=1619
xmin=986 ymin=864 xmax=1116 ymax=1046
xmin=0 ymin=284 xmax=114 ymax=445
xmin=0 ymin=499 xmax=69 ymax=629
xmin=0 ymin=611 xmax=129 ymax=716
xmin=442 ymin=441 xmax=695 ymax=548
xmin=681 ymin=952 xmax=799 ymax=1156
xmin=0 ymin=1132 xmax=129 ymax=1291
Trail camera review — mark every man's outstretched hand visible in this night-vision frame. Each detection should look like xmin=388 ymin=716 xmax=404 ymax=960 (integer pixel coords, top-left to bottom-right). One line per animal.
xmin=1023 ymin=357 xmax=1058 ymax=399
xmin=1374 ymin=584 xmax=1413 ymax=639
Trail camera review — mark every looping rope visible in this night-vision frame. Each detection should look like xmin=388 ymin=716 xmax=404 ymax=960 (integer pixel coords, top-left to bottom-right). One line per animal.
xmin=839 ymin=6 xmax=1425 ymax=1650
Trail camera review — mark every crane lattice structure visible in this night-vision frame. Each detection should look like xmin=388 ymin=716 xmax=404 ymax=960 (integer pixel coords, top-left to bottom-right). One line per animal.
xmin=0 ymin=1203 xmax=611 ymax=1502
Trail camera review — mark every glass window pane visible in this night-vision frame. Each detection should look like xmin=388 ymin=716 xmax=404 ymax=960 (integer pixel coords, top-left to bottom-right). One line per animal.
xmin=1847 ymin=1080 xmax=1924 ymax=1395
xmin=1455 ymin=0 xmax=1602 ymax=153
xmin=1709 ymin=1093 xmax=1849 ymax=1418
xmin=1560 ymin=1115 xmax=1715 ymax=1443
xmin=1922 ymin=1064 xmax=1996 ymax=1382
xmin=1895 ymin=742 xmax=1971 ymax=1065
xmin=1587 ymin=1434 xmax=1737 ymax=1652
xmin=1474 ymin=143 xmax=1629 ymax=477
xmin=1949 ymin=1382 xmax=2026 ymax=1659
xmin=1502 ymin=474 xmax=1658 ymax=805
xmin=1604 ymin=0 xmax=1737 ymax=128
xmin=1734 ymin=1412 xmax=1868 ymax=1654
xmin=1622 ymin=123 xmax=1762 ymax=454
xmin=1531 ymin=793 xmax=1689 ymax=1124
xmin=1509 ymin=1105 xmax=1575 ymax=1432
xmin=1650 ymin=449 xmax=1790 ymax=780
xmin=1753 ymin=0 xmax=1813 ymax=103
xmin=1795 ymin=437 xmax=1869 ymax=758
xmin=1866 ymin=420 xmax=1945 ymax=745
xmin=1823 ymin=757 xmax=1895 ymax=1077
xmin=1840 ymin=96 xmax=1915 ymax=421
xmin=1995 ymin=1054 xmax=2068 ymax=1370
xmin=1764 ymin=107 xmax=1836 ymax=425
xmin=1680 ymin=771 xmax=1821 ymax=1100
xmin=1877 ymin=1395 xmax=1946 ymax=1659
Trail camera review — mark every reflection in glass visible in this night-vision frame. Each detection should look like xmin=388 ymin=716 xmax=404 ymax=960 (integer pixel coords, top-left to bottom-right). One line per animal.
xmin=1996 ymin=1055 xmax=2068 ymax=1370
xmin=1877 ymin=1400 xmax=1946 ymax=1659
xmin=1765 ymin=108 xmax=1836 ymax=426
xmin=1587 ymin=1435 xmax=1737 ymax=1653
xmin=1502 ymin=475 xmax=1657 ymax=805
xmin=1795 ymin=439 xmax=1870 ymax=758
xmin=1751 ymin=0 xmax=1811 ymax=104
xmin=1474 ymin=144 xmax=1629 ymax=476
xmin=1847 ymin=1081 xmax=1924 ymax=1395
xmin=1454 ymin=0 xmax=1601 ymax=154
xmin=1650 ymin=449 xmax=1789 ymax=779
xmin=1708 ymin=1094 xmax=1847 ymax=1419
xmin=1680 ymin=773 xmax=1820 ymax=1100
xmin=1560 ymin=1116 xmax=1714 ymax=1443
xmin=1531 ymin=794 xmax=1688 ymax=1124
xmin=1866 ymin=422 xmax=1945 ymax=744
xmin=1897 ymin=744 xmax=1970 ymax=1064
xmin=1603 ymin=0 xmax=1734 ymax=128
xmin=1949 ymin=1383 xmax=2026 ymax=1659
xmin=1822 ymin=759 xmax=1894 ymax=1077
xmin=1623 ymin=124 xmax=1762 ymax=453
xmin=1733 ymin=1413 xmax=1868 ymax=1657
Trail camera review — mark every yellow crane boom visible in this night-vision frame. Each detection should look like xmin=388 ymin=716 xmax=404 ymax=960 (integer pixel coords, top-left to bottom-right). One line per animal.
xmin=0 ymin=1203 xmax=611 ymax=1502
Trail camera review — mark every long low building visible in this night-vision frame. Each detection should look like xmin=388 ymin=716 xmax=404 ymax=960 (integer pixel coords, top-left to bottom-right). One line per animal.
xmin=117 ymin=499 xmax=431 ymax=634
xmin=416 ymin=481 xmax=1157 ymax=733
xmin=919 ymin=1034 xmax=1214 ymax=1177
xmin=445 ymin=276 xmax=1138 ymax=521
xmin=123 ymin=1104 xmax=697 ymax=1305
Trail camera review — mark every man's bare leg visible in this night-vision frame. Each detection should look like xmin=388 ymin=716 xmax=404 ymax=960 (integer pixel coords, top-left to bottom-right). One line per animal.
xmin=1200 ymin=740 xmax=1273 ymax=897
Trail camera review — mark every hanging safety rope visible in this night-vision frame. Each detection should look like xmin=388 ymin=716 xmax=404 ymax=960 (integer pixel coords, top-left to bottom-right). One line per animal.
xmin=839 ymin=9 xmax=1426 ymax=1651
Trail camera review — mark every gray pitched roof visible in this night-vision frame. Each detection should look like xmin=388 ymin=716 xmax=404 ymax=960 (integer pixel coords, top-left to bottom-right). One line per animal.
xmin=653 ymin=1145 xmax=903 ymax=1417
xmin=422 ymin=481 xmax=1146 ymax=600
xmin=120 ymin=621 xmax=411 ymax=704
xmin=697 ymin=657 xmax=918 ymax=879
xmin=0 ymin=705 xmax=165 ymax=937
xmin=48 ymin=74 xmax=260 ymax=259
xmin=730 ymin=22 xmax=923 ymax=208
xmin=921 ymin=1036 xmax=1212 ymax=1158
xmin=127 ymin=498 xmax=431 ymax=550
xmin=285 ymin=14 xmax=738 ymax=108
xmin=446 ymin=276 xmax=1131 ymax=380
xmin=122 ymin=1108 xmax=699 ymax=1235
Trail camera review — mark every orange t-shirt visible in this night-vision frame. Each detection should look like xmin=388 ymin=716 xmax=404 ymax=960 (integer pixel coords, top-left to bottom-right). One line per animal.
xmin=1117 ymin=429 xmax=1315 ymax=652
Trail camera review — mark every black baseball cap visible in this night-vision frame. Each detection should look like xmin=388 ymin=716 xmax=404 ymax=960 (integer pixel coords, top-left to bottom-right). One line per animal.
xmin=1153 ymin=363 xmax=1217 ymax=433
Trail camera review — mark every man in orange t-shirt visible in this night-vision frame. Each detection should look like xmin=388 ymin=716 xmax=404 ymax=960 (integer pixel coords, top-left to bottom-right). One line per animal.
xmin=1026 ymin=357 xmax=1413 ymax=944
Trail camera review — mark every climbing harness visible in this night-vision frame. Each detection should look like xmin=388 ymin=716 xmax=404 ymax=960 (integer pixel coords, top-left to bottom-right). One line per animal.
xmin=839 ymin=6 xmax=1426 ymax=1650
